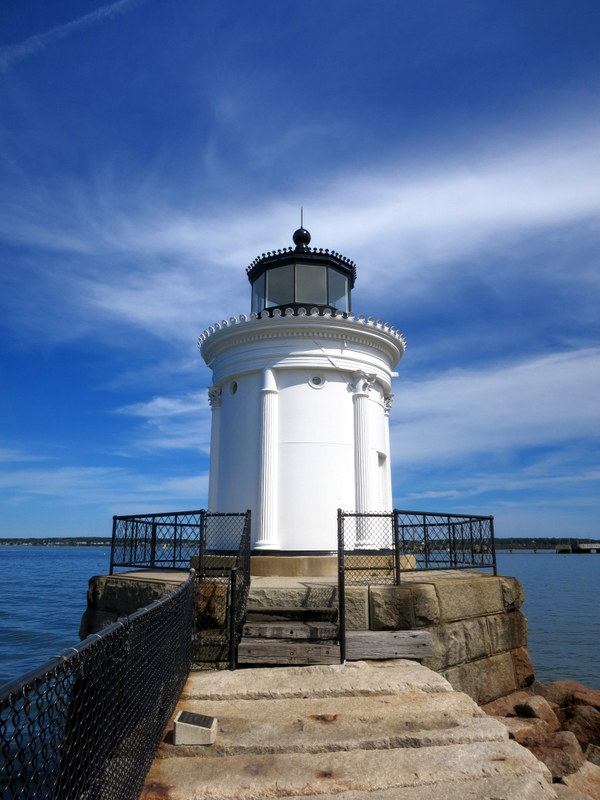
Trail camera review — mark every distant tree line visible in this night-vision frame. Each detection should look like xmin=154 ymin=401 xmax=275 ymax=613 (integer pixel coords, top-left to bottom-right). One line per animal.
xmin=0 ymin=537 xmax=112 ymax=546
xmin=495 ymin=536 xmax=600 ymax=550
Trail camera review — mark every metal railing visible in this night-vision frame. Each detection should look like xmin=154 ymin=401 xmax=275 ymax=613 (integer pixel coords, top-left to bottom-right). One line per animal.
xmin=110 ymin=508 xmax=252 ymax=669
xmin=394 ymin=509 xmax=496 ymax=573
xmin=110 ymin=508 xmax=202 ymax=572
xmin=110 ymin=509 xmax=251 ymax=573
xmin=0 ymin=572 xmax=195 ymax=800
xmin=193 ymin=511 xmax=252 ymax=669
xmin=337 ymin=508 xmax=495 ymax=663
xmin=337 ymin=508 xmax=496 ymax=586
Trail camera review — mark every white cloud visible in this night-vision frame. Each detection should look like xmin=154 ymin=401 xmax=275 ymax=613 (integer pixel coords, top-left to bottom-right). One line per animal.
xmin=3 ymin=117 xmax=600 ymax=347
xmin=0 ymin=0 xmax=144 ymax=71
xmin=403 ymin=467 xmax=600 ymax=503
xmin=98 ymin=123 xmax=600 ymax=277
xmin=116 ymin=392 xmax=212 ymax=453
xmin=310 ymin=131 xmax=600 ymax=293
xmin=0 ymin=447 xmax=46 ymax=464
xmin=0 ymin=464 xmax=208 ymax=508
xmin=118 ymin=393 xmax=206 ymax=418
xmin=391 ymin=347 xmax=600 ymax=465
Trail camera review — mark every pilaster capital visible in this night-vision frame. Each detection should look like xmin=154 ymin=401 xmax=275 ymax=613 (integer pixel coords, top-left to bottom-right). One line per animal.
xmin=350 ymin=370 xmax=377 ymax=396
xmin=208 ymin=386 xmax=222 ymax=408
xmin=261 ymin=367 xmax=279 ymax=394
xmin=383 ymin=393 xmax=394 ymax=416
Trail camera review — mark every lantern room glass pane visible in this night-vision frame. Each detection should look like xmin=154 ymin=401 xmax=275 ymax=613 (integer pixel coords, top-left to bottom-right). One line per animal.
xmin=328 ymin=268 xmax=348 ymax=310
xmin=266 ymin=264 xmax=294 ymax=307
xmin=251 ymin=272 xmax=266 ymax=313
xmin=295 ymin=264 xmax=327 ymax=305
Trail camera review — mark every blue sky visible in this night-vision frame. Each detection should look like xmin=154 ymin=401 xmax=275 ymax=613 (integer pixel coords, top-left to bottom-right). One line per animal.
xmin=1 ymin=0 xmax=599 ymax=539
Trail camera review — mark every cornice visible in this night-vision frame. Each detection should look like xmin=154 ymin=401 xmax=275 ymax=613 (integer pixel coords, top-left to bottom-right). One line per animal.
xmin=198 ymin=307 xmax=406 ymax=367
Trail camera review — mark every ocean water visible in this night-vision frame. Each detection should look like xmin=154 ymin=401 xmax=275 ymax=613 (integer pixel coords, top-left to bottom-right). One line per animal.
xmin=0 ymin=546 xmax=110 ymax=687
xmin=0 ymin=546 xmax=598 ymax=690
xmin=498 ymin=551 xmax=599 ymax=689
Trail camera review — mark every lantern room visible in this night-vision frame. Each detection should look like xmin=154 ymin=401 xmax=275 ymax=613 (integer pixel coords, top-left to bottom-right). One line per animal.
xmin=247 ymin=227 xmax=356 ymax=315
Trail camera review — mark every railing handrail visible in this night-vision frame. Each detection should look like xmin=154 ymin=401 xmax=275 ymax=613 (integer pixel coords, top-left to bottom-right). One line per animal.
xmin=113 ymin=508 xmax=203 ymax=521
xmin=112 ymin=509 xmax=248 ymax=521
xmin=339 ymin=508 xmax=494 ymax=522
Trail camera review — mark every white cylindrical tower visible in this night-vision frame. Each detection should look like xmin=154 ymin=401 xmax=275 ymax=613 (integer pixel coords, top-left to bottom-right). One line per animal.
xmin=198 ymin=227 xmax=405 ymax=553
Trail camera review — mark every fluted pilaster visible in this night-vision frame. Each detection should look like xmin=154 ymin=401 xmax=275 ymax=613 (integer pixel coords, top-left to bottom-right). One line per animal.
xmin=352 ymin=371 xmax=377 ymax=547
xmin=255 ymin=368 xmax=279 ymax=549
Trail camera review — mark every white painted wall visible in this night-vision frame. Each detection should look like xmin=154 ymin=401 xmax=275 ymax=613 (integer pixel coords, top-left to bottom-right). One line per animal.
xmin=199 ymin=312 xmax=405 ymax=551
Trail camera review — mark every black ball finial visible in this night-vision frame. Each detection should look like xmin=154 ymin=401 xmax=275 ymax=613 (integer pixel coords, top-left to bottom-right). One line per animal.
xmin=293 ymin=227 xmax=311 ymax=251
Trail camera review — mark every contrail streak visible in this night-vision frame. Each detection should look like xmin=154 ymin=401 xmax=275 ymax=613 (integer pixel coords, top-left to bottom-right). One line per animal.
xmin=0 ymin=0 xmax=145 ymax=72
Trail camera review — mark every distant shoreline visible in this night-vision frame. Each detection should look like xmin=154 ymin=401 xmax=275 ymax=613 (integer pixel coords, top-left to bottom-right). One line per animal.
xmin=1 ymin=536 xmax=598 ymax=549
xmin=0 ymin=538 xmax=112 ymax=547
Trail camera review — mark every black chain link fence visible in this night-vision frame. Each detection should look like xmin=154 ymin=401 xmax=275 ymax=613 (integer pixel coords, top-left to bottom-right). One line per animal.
xmin=394 ymin=510 xmax=496 ymax=572
xmin=192 ymin=512 xmax=252 ymax=669
xmin=338 ymin=509 xmax=496 ymax=586
xmin=110 ymin=508 xmax=252 ymax=670
xmin=110 ymin=509 xmax=251 ymax=574
xmin=337 ymin=509 xmax=495 ymax=662
xmin=110 ymin=509 xmax=204 ymax=572
xmin=0 ymin=572 xmax=194 ymax=800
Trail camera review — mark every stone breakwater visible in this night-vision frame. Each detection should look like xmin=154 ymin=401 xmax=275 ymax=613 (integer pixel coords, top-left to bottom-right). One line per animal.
xmin=82 ymin=569 xmax=600 ymax=797
xmin=141 ymin=661 xmax=600 ymax=800
xmin=142 ymin=660 xmax=555 ymax=800
xmin=482 ymin=679 xmax=600 ymax=798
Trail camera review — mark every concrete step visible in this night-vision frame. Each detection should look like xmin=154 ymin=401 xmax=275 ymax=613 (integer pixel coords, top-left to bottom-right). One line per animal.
xmin=182 ymin=660 xmax=452 ymax=700
xmin=242 ymin=620 xmax=339 ymax=639
xmin=248 ymin=585 xmax=340 ymax=612
xmin=280 ymin=774 xmax=558 ymax=800
xmin=156 ymin=690 xmax=506 ymax=759
xmin=142 ymin=663 xmax=557 ymax=800
xmin=245 ymin=606 xmax=338 ymax=622
xmin=144 ymin=739 xmax=553 ymax=799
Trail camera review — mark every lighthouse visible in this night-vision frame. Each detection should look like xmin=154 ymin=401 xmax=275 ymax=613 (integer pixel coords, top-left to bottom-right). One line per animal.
xmin=198 ymin=226 xmax=405 ymax=563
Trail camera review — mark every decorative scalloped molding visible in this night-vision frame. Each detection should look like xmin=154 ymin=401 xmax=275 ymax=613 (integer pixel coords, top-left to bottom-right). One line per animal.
xmin=199 ymin=325 xmax=405 ymax=365
xmin=197 ymin=307 xmax=407 ymax=353
xmin=246 ymin=246 xmax=356 ymax=274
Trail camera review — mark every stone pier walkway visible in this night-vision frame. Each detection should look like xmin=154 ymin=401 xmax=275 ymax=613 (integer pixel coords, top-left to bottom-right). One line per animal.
xmin=141 ymin=660 xmax=561 ymax=800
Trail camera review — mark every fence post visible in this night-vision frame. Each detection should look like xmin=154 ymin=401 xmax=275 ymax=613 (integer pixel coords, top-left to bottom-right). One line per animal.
xmin=244 ymin=510 xmax=252 ymax=581
xmin=175 ymin=514 xmax=181 ymax=568
xmin=490 ymin=516 xmax=497 ymax=575
xmin=393 ymin=510 xmax=401 ymax=585
xmin=469 ymin=518 xmax=475 ymax=564
xmin=228 ymin=567 xmax=238 ymax=670
xmin=448 ymin=519 xmax=455 ymax=567
xmin=128 ymin=519 xmax=134 ymax=566
xmin=150 ymin=521 xmax=157 ymax=568
xmin=337 ymin=509 xmax=346 ymax=664
xmin=110 ymin=516 xmax=118 ymax=574
xmin=199 ymin=509 xmax=207 ymax=578
xmin=423 ymin=515 xmax=429 ymax=568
